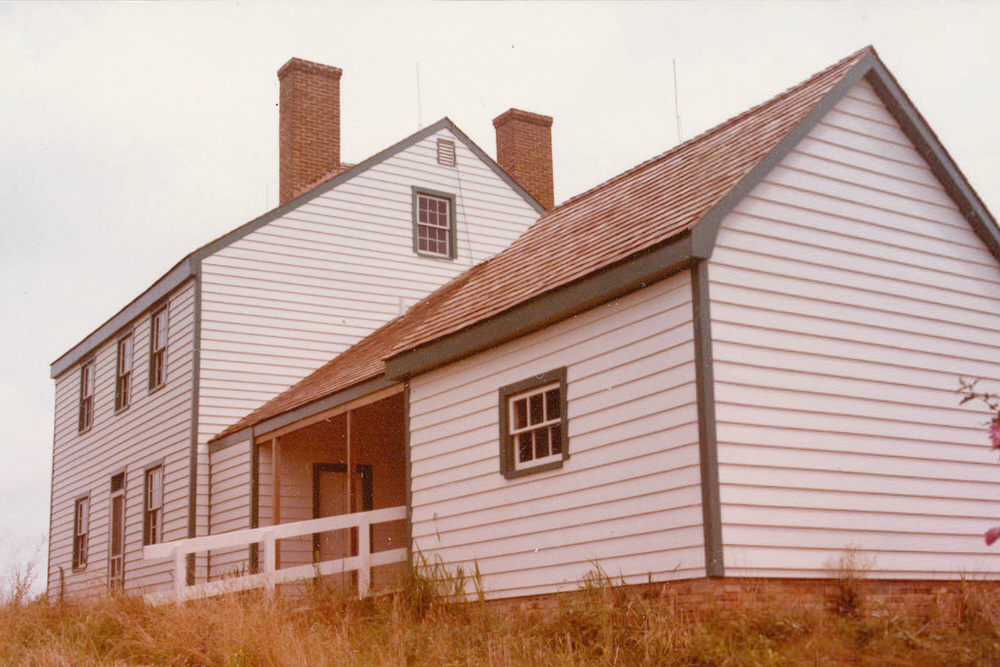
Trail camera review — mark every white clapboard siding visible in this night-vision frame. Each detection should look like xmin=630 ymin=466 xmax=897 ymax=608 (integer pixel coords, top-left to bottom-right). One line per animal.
xmin=195 ymin=129 xmax=540 ymax=550
xmin=409 ymin=272 xmax=702 ymax=599
xmin=207 ymin=440 xmax=252 ymax=580
xmin=198 ymin=127 xmax=539 ymax=442
xmin=708 ymin=79 xmax=1000 ymax=579
xmin=48 ymin=280 xmax=197 ymax=598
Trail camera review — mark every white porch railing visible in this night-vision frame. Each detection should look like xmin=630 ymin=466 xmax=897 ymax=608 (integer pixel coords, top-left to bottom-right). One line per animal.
xmin=142 ymin=506 xmax=408 ymax=604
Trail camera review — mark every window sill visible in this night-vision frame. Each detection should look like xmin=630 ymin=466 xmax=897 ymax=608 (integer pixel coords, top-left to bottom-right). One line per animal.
xmin=414 ymin=250 xmax=456 ymax=262
xmin=503 ymin=457 xmax=566 ymax=480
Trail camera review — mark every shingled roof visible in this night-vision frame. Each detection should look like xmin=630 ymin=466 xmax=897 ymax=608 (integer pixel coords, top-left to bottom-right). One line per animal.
xmin=213 ymin=45 xmax=998 ymax=443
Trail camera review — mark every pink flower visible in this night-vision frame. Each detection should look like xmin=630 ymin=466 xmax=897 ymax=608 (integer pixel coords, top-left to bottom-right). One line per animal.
xmin=990 ymin=422 xmax=1000 ymax=450
xmin=986 ymin=527 xmax=1000 ymax=546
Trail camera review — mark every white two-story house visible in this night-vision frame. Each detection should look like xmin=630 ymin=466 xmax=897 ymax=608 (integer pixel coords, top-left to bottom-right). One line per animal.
xmin=47 ymin=58 xmax=548 ymax=599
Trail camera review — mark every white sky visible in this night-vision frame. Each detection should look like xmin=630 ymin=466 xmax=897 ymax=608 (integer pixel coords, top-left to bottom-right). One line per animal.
xmin=2 ymin=1 xmax=999 ymax=581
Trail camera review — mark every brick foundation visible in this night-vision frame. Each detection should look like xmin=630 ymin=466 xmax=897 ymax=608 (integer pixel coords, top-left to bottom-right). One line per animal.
xmin=500 ymin=577 xmax=1000 ymax=618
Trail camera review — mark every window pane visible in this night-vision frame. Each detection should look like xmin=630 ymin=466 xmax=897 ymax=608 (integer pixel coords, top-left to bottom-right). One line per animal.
xmin=513 ymin=398 xmax=527 ymax=429
xmin=534 ymin=427 xmax=549 ymax=458
xmin=518 ymin=433 xmax=533 ymax=463
xmin=545 ymin=388 xmax=560 ymax=421
xmin=551 ymin=423 xmax=562 ymax=454
xmin=529 ymin=394 xmax=544 ymax=425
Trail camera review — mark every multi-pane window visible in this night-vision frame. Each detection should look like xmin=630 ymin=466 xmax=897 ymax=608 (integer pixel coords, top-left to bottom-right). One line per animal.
xmin=143 ymin=465 xmax=163 ymax=545
xmin=108 ymin=473 xmax=126 ymax=589
xmin=413 ymin=189 xmax=455 ymax=259
xmin=115 ymin=333 xmax=133 ymax=411
xmin=72 ymin=495 xmax=89 ymax=570
xmin=149 ymin=306 xmax=168 ymax=391
xmin=499 ymin=368 xmax=569 ymax=478
xmin=78 ymin=359 xmax=95 ymax=432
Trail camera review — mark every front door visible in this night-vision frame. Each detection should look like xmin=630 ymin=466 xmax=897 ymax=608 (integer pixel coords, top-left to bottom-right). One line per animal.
xmin=312 ymin=463 xmax=373 ymax=563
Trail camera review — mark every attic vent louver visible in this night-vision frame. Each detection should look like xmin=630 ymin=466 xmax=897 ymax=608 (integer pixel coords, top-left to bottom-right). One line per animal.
xmin=437 ymin=138 xmax=456 ymax=167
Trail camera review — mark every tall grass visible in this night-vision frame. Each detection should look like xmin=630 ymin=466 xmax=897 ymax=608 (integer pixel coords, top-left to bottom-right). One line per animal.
xmin=1 ymin=565 xmax=999 ymax=665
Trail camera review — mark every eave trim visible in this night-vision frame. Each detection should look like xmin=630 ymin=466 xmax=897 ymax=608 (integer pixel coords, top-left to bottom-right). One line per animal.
xmin=50 ymin=259 xmax=195 ymax=378
xmin=51 ymin=116 xmax=543 ymax=378
xmin=691 ymin=52 xmax=878 ymax=258
xmin=209 ymin=375 xmax=400 ymax=451
xmin=385 ymin=234 xmax=694 ymax=380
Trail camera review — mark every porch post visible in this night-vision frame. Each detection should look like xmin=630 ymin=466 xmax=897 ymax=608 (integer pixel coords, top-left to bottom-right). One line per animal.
xmin=345 ymin=411 xmax=352 ymax=511
xmin=272 ymin=437 xmax=281 ymax=524
xmin=272 ymin=437 xmax=281 ymax=570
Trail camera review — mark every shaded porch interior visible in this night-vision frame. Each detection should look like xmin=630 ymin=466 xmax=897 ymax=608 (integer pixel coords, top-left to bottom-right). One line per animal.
xmin=255 ymin=390 xmax=408 ymax=589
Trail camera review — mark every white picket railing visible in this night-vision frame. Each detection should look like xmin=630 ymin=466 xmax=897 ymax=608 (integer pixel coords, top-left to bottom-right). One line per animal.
xmin=142 ymin=505 xmax=408 ymax=603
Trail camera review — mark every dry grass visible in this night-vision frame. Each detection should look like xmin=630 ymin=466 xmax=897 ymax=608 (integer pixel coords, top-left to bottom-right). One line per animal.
xmin=2 ymin=569 xmax=1000 ymax=666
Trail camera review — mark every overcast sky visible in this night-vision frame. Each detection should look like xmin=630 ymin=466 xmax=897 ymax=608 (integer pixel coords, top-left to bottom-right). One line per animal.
xmin=2 ymin=1 xmax=999 ymax=583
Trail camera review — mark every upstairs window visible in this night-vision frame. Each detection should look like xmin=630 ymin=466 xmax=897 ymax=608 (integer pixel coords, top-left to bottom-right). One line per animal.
xmin=498 ymin=367 xmax=569 ymax=479
xmin=143 ymin=465 xmax=163 ymax=546
xmin=78 ymin=359 xmax=95 ymax=433
xmin=149 ymin=306 xmax=168 ymax=391
xmin=115 ymin=333 xmax=133 ymax=412
xmin=72 ymin=495 xmax=90 ymax=570
xmin=412 ymin=188 xmax=456 ymax=260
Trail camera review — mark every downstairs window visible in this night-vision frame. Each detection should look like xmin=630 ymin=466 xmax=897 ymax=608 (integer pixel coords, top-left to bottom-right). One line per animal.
xmin=499 ymin=367 xmax=569 ymax=478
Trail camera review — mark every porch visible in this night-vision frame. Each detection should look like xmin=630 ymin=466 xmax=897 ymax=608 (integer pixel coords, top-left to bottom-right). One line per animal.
xmin=150 ymin=386 xmax=409 ymax=601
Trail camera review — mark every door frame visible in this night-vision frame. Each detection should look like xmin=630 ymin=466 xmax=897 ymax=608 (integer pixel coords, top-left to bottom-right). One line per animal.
xmin=312 ymin=463 xmax=374 ymax=561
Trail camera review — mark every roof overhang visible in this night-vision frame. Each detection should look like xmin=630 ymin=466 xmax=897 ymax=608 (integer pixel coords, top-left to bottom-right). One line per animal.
xmin=209 ymin=374 xmax=401 ymax=451
xmin=691 ymin=50 xmax=1000 ymax=263
xmin=384 ymin=232 xmax=697 ymax=380
xmin=50 ymin=258 xmax=197 ymax=378
xmin=50 ymin=117 xmax=544 ymax=380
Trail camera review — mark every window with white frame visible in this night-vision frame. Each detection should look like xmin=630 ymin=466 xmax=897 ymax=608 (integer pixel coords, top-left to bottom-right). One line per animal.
xmin=72 ymin=495 xmax=89 ymax=570
xmin=115 ymin=333 xmax=133 ymax=412
xmin=499 ymin=367 xmax=569 ymax=478
xmin=78 ymin=359 xmax=95 ymax=432
xmin=412 ymin=188 xmax=456 ymax=259
xmin=149 ymin=306 xmax=168 ymax=391
xmin=143 ymin=465 xmax=163 ymax=545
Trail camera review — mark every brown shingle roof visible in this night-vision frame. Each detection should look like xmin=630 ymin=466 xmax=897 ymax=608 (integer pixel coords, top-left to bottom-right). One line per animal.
xmin=214 ymin=46 xmax=874 ymax=441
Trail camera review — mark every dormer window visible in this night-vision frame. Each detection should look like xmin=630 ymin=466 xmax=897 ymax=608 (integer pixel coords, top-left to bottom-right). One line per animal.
xmin=412 ymin=188 xmax=457 ymax=260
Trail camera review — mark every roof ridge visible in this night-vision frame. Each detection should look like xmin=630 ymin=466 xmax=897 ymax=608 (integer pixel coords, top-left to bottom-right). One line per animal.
xmin=550 ymin=46 xmax=875 ymax=215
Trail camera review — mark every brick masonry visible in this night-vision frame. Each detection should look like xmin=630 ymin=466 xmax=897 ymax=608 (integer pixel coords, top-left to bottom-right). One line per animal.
xmin=500 ymin=577 xmax=1000 ymax=619
xmin=493 ymin=109 xmax=554 ymax=210
xmin=278 ymin=58 xmax=342 ymax=206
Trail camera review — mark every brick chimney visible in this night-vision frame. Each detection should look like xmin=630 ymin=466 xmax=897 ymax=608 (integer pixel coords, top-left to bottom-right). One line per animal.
xmin=493 ymin=109 xmax=554 ymax=210
xmin=278 ymin=58 xmax=342 ymax=205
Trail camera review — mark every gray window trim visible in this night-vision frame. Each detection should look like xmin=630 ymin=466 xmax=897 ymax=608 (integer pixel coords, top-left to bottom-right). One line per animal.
xmin=436 ymin=138 xmax=456 ymax=167
xmin=114 ymin=329 xmax=134 ymax=414
xmin=148 ymin=303 xmax=169 ymax=393
xmin=498 ymin=367 xmax=569 ymax=479
xmin=78 ymin=357 xmax=96 ymax=434
xmin=142 ymin=460 xmax=165 ymax=546
xmin=72 ymin=492 xmax=90 ymax=571
xmin=412 ymin=187 xmax=457 ymax=260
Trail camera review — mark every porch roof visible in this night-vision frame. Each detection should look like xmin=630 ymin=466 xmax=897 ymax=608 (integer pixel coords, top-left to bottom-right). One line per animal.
xmin=212 ymin=45 xmax=998 ymax=444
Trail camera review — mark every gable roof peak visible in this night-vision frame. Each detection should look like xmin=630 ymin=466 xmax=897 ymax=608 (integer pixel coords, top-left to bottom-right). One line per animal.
xmin=551 ymin=46 xmax=877 ymax=218
xmin=213 ymin=45 xmax=1000 ymax=441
